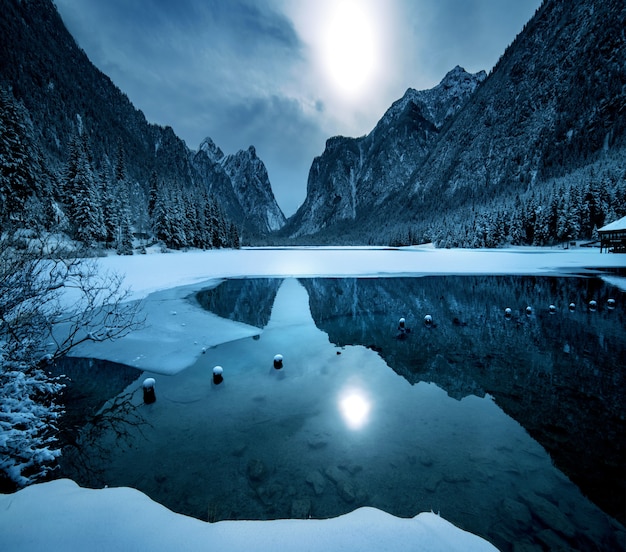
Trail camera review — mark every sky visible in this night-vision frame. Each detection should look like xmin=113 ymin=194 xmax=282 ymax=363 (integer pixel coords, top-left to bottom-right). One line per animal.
xmin=54 ymin=0 xmax=541 ymax=216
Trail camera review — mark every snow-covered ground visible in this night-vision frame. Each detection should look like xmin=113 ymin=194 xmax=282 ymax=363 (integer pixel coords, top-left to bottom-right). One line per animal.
xmin=0 ymin=479 xmax=496 ymax=552
xmin=84 ymin=245 xmax=626 ymax=302
xmin=3 ymin=246 xmax=625 ymax=552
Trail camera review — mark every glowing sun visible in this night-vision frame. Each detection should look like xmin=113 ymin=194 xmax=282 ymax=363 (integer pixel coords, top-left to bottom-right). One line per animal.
xmin=321 ymin=1 xmax=379 ymax=98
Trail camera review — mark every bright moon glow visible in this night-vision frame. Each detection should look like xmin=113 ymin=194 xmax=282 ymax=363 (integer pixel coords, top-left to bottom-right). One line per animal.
xmin=321 ymin=1 xmax=378 ymax=98
xmin=339 ymin=390 xmax=371 ymax=430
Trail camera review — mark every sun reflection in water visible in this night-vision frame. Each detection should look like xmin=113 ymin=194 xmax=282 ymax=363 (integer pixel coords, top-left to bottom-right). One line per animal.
xmin=339 ymin=389 xmax=371 ymax=430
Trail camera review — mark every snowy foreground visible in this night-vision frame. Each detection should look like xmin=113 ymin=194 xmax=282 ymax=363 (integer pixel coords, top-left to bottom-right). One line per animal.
xmin=0 ymin=479 xmax=496 ymax=552
xmin=3 ymin=246 xmax=625 ymax=552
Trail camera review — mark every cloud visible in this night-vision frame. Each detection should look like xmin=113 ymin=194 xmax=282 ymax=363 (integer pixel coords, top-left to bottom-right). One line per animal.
xmin=395 ymin=0 xmax=540 ymax=85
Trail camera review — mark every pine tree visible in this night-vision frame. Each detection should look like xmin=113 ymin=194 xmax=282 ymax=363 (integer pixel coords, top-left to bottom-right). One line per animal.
xmin=113 ymin=142 xmax=133 ymax=254
xmin=0 ymin=87 xmax=40 ymax=225
xmin=169 ymin=190 xmax=187 ymax=249
xmin=229 ymin=221 xmax=240 ymax=249
xmin=556 ymin=190 xmax=580 ymax=243
xmin=153 ymin=187 xmax=172 ymax=247
xmin=98 ymin=170 xmax=116 ymax=247
xmin=115 ymin=183 xmax=133 ymax=254
xmin=63 ymin=134 xmax=105 ymax=246
xmin=148 ymin=170 xmax=158 ymax=218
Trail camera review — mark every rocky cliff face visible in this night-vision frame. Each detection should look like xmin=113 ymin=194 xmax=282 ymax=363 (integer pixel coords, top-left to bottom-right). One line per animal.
xmin=222 ymin=146 xmax=287 ymax=235
xmin=402 ymin=0 xmax=626 ymax=207
xmin=283 ymin=67 xmax=486 ymax=238
xmin=191 ymin=138 xmax=286 ymax=237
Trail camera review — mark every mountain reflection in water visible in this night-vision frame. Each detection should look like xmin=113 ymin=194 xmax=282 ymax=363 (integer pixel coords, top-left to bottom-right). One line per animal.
xmin=57 ymin=276 xmax=625 ymax=552
xmin=299 ymin=276 xmax=626 ymax=527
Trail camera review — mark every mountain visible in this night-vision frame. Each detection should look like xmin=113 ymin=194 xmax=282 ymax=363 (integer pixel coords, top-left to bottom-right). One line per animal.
xmin=191 ymin=139 xmax=286 ymax=237
xmin=282 ymin=66 xmax=486 ymax=239
xmin=0 ymin=0 xmax=284 ymax=247
xmin=285 ymin=0 xmax=626 ymax=246
xmin=221 ymin=146 xmax=287 ymax=235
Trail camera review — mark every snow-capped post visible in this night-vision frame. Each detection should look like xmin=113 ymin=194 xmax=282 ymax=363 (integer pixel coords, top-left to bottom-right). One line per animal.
xmin=588 ymin=300 xmax=597 ymax=312
xmin=424 ymin=314 xmax=433 ymax=327
xmin=143 ymin=378 xmax=156 ymax=404
xmin=504 ymin=308 xmax=512 ymax=319
xmin=569 ymin=302 xmax=576 ymax=312
xmin=525 ymin=306 xmax=533 ymax=316
xmin=549 ymin=305 xmax=557 ymax=314
xmin=212 ymin=366 xmax=224 ymax=385
xmin=273 ymin=354 xmax=283 ymax=369
xmin=397 ymin=317 xmax=411 ymax=339
xmin=607 ymin=298 xmax=616 ymax=310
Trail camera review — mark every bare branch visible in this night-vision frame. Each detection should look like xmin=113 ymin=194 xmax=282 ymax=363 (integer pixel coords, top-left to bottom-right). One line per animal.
xmin=1 ymin=230 xmax=144 ymax=487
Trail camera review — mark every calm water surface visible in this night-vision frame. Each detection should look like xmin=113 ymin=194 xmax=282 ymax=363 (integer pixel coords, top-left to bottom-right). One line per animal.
xmin=57 ymin=276 xmax=626 ymax=552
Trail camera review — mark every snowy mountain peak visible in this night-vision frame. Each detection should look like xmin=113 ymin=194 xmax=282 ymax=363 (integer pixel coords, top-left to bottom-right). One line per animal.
xmin=222 ymin=148 xmax=286 ymax=234
xmin=198 ymin=137 xmax=224 ymax=163
xmin=383 ymin=66 xmax=486 ymax=131
xmin=440 ymin=65 xmax=485 ymax=88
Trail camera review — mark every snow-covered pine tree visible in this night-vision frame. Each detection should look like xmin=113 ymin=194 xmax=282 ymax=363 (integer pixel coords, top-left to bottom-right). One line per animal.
xmin=113 ymin=142 xmax=133 ymax=255
xmin=98 ymin=169 xmax=117 ymax=248
xmin=153 ymin=186 xmax=173 ymax=247
xmin=63 ymin=134 xmax=105 ymax=247
xmin=229 ymin=221 xmax=240 ymax=249
xmin=0 ymin=86 xmax=40 ymax=226
xmin=148 ymin=170 xmax=158 ymax=219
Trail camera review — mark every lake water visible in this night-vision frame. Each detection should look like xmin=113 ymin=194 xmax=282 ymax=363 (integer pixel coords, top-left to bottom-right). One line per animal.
xmin=56 ymin=275 xmax=626 ymax=552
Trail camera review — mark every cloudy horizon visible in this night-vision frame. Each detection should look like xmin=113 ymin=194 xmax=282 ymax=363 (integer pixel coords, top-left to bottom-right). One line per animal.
xmin=54 ymin=0 xmax=541 ymax=216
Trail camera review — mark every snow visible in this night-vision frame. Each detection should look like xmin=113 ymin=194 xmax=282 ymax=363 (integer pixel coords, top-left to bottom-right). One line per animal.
xmin=7 ymin=246 xmax=625 ymax=552
xmin=0 ymin=479 xmax=496 ymax=552
xmin=81 ymin=245 xmax=626 ymax=302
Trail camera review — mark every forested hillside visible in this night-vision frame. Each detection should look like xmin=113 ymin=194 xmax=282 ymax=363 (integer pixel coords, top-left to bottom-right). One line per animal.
xmin=0 ymin=0 xmax=284 ymax=251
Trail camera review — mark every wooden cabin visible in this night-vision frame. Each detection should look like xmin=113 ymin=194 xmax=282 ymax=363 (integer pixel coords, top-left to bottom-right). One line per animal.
xmin=598 ymin=216 xmax=626 ymax=253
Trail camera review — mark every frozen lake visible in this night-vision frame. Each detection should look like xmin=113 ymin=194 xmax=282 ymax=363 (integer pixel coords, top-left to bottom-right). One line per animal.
xmin=55 ymin=275 xmax=625 ymax=552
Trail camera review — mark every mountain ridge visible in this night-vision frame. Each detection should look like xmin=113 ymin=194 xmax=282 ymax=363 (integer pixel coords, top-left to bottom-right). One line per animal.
xmin=282 ymin=66 xmax=486 ymax=239
xmin=284 ymin=0 xmax=626 ymax=246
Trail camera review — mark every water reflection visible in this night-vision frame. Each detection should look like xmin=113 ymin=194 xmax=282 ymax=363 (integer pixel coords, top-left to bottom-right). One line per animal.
xmin=338 ymin=387 xmax=371 ymax=430
xmin=56 ymin=276 xmax=626 ymax=552
xmin=300 ymin=276 xmax=626 ymax=528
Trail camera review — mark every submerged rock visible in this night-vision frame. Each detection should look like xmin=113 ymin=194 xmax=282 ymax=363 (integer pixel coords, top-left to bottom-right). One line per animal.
xmin=247 ymin=459 xmax=268 ymax=483
xmin=291 ymin=498 xmax=311 ymax=519
xmin=306 ymin=471 xmax=326 ymax=496
xmin=337 ymin=480 xmax=368 ymax=504
xmin=324 ymin=466 xmax=343 ymax=484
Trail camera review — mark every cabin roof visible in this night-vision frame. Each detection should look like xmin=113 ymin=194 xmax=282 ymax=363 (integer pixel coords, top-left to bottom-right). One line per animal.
xmin=598 ymin=215 xmax=626 ymax=233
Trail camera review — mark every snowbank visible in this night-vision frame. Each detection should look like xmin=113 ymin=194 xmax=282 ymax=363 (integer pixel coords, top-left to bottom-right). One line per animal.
xmin=0 ymin=479 xmax=497 ymax=552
